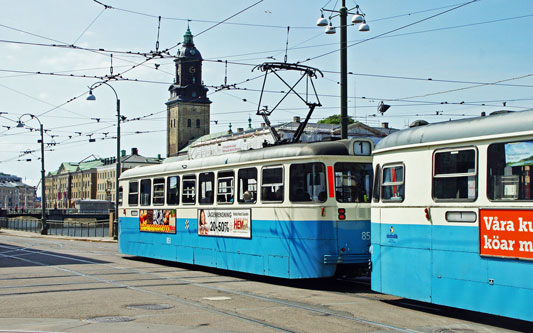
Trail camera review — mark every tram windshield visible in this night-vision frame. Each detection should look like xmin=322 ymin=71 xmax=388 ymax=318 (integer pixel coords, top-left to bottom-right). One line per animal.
xmin=488 ymin=140 xmax=533 ymax=200
xmin=334 ymin=163 xmax=372 ymax=203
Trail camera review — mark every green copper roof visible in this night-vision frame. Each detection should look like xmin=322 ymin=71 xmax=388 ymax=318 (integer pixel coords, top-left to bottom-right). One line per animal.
xmin=183 ymin=27 xmax=194 ymax=46
xmin=61 ymin=162 xmax=79 ymax=173
xmin=79 ymin=160 xmax=103 ymax=170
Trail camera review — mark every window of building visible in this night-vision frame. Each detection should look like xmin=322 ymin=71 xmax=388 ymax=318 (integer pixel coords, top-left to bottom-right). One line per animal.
xmin=487 ymin=140 xmax=533 ymax=201
xmin=289 ymin=163 xmax=326 ymax=202
xmin=167 ymin=176 xmax=180 ymax=205
xmin=153 ymin=178 xmax=165 ymax=206
xmin=382 ymin=164 xmax=404 ymax=201
xmin=261 ymin=166 xmax=284 ymax=202
xmin=237 ymin=168 xmax=257 ymax=203
xmin=187 ymin=119 xmax=192 ymax=128
xmin=118 ymin=186 xmax=123 ymax=206
xmin=196 ymin=119 xmax=201 ymax=128
xmin=199 ymin=172 xmax=214 ymax=204
xmin=182 ymin=175 xmax=196 ymax=204
xmin=140 ymin=179 xmax=151 ymax=206
xmin=334 ymin=162 xmax=373 ymax=203
xmin=128 ymin=181 xmax=138 ymax=205
xmin=217 ymin=171 xmax=234 ymax=204
xmin=433 ymin=148 xmax=476 ymax=201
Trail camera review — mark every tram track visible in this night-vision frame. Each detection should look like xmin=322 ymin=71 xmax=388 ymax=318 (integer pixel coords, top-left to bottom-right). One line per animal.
xmin=0 ymin=240 xmax=421 ymax=333
xmin=0 ymin=244 xmax=297 ymax=333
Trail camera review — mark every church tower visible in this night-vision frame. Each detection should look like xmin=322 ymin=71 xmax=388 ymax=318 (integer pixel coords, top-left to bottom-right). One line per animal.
xmin=166 ymin=27 xmax=211 ymax=156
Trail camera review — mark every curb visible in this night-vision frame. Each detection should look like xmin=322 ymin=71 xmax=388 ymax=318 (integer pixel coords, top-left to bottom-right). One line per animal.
xmin=0 ymin=229 xmax=117 ymax=243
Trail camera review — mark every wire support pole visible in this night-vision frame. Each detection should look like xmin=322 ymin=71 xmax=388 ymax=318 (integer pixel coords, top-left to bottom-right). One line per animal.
xmin=340 ymin=0 xmax=348 ymax=139
xmin=88 ymin=81 xmax=120 ymax=240
xmin=16 ymin=113 xmax=47 ymax=234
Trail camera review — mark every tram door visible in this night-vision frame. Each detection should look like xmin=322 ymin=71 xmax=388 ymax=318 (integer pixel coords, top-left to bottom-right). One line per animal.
xmin=334 ymin=163 xmax=373 ymax=258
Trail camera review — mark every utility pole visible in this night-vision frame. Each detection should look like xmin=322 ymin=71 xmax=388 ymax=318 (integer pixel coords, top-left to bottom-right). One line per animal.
xmin=340 ymin=0 xmax=348 ymax=139
xmin=316 ymin=1 xmax=369 ymax=139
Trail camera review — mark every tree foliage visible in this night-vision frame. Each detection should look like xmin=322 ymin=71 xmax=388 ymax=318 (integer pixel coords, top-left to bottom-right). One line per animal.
xmin=317 ymin=114 xmax=355 ymax=125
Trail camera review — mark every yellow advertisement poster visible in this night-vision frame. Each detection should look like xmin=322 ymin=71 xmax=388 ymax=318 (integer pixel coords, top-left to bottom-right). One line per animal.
xmin=139 ymin=209 xmax=176 ymax=233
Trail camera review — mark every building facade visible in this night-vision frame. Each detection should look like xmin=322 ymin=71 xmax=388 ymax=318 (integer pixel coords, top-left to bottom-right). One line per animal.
xmin=166 ymin=27 xmax=211 ymax=156
xmin=45 ymin=149 xmax=163 ymax=209
xmin=0 ymin=173 xmax=36 ymax=210
xmin=46 ymin=159 xmax=102 ymax=209
xmin=96 ymin=148 xmax=163 ymax=202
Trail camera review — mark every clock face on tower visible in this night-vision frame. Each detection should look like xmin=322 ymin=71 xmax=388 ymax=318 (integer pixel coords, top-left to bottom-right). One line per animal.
xmin=189 ymin=66 xmax=196 ymax=73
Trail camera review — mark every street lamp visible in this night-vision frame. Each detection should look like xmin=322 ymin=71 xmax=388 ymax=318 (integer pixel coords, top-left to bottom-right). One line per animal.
xmin=317 ymin=1 xmax=369 ymax=139
xmin=87 ymin=81 xmax=120 ymax=240
xmin=17 ymin=114 xmax=47 ymax=235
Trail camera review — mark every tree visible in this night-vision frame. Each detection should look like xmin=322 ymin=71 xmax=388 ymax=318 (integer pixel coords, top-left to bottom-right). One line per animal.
xmin=317 ymin=114 xmax=355 ymax=125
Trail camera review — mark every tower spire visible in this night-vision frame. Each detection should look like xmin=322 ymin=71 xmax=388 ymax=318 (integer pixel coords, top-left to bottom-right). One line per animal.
xmin=183 ymin=24 xmax=194 ymax=46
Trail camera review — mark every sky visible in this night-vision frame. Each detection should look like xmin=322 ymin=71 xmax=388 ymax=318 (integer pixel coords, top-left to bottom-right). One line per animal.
xmin=1 ymin=0 xmax=532 ymax=189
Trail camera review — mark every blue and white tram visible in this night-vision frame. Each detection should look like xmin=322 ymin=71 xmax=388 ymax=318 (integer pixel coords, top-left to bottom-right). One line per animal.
xmin=118 ymin=139 xmax=373 ymax=279
xmin=370 ymin=110 xmax=533 ymax=321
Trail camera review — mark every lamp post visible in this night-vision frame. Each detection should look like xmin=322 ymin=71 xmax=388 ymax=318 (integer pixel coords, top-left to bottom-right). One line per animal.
xmin=317 ymin=1 xmax=369 ymax=139
xmin=17 ymin=114 xmax=47 ymax=235
xmin=87 ymin=81 xmax=120 ymax=240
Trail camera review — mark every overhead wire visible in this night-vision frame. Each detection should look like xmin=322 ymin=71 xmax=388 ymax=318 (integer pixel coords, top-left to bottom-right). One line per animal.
xmin=72 ymin=6 xmax=107 ymax=45
xmin=301 ymin=0 xmax=481 ymax=63
xmin=1 ymin=1 xmax=267 ymax=164
xmin=2 ymin=0 xmax=532 ymax=166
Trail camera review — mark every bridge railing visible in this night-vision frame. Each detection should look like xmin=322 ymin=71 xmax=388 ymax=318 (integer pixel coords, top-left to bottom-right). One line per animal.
xmin=0 ymin=218 xmax=110 ymax=238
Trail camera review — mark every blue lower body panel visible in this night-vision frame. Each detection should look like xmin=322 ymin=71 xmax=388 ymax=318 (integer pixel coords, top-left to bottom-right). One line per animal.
xmin=371 ymin=223 xmax=533 ymax=321
xmin=119 ymin=216 xmax=370 ymax=279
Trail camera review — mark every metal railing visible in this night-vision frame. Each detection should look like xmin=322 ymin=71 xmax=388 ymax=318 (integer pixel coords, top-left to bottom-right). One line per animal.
xmin=0 ymin=218 xmax=110 ymax=238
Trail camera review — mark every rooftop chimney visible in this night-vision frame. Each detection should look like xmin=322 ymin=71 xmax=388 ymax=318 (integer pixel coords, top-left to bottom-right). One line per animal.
xmin=237 ymin=128 xmax=244 ymax=133
xmin=381 ymin=122 xmax=389 ymax=129
xmin=293 ymin=116 xmax=301 ymax=123
xmin=131 ymin=148 xmax=138 ymax=155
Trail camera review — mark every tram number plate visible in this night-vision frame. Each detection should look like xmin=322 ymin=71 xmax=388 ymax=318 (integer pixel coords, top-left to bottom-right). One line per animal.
xmin=210 ymin=221 xmax=229 ymax=233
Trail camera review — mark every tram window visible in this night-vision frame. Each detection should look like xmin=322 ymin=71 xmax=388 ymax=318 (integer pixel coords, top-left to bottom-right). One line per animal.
xmin=488 ymin=140 xmax=533 ymax=201
xmin=372 ymin=165 xmax=381 ymax=202
xmin=199 ymin=172 xmax=215 ymax=204
xmin=167 ymin=176 xmax=180 ymax=205
xmin=382 ymin=165 xmax=404 ymax=201
xmin=262 ymin=166 xmax=284 ymax=202
xmin=140 ymin=179 xmax=151 ymax=206
xmin=118 ymin=186 xmax=123 ymax=207
xmin=334 ymin=163 xmax=372 ymax=203
xmin=128 ymin=181 xmax=138 ymax=206
xmin=152 ymin=178 xmax=165 ymax=206
xmin=433 ymin=148 xmax=477 ymax=201
xmin=217 ymin=171 xmax=234 ymax=204
xmin=289 ymin=163 xmax=326 ymax=202
xmin=238 ymin=168 xmax=257 ymax=204
xmin=182 ymin=175 xmax=196 ymax=204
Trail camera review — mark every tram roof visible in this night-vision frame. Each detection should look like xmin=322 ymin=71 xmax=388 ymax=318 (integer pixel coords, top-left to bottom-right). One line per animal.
xmin=374 ymin=110 xmax=533 ymax=152
xmin=120 ymin=139 xmax=363 ymax=180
